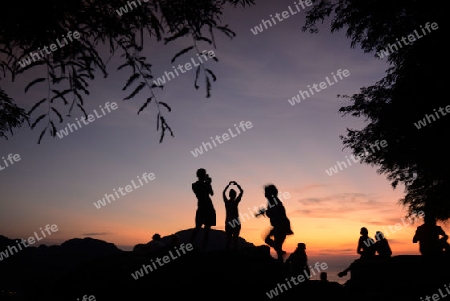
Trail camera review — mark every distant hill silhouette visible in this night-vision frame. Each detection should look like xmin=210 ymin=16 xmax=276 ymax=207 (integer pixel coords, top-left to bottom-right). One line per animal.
xmin=60 ymin=237 xmax=122 ymax=255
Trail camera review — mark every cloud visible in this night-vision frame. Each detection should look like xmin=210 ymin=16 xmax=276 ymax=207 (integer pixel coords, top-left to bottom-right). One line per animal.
xmin=293 ymin=184 xmax=330 ymax=194
xmin=292 ymin=192 xmax=387 ymax=218
xmin=82 ymin=232 xmax=110 ymax=236
xmin=314 ymin=248 xmax=355 ymax=256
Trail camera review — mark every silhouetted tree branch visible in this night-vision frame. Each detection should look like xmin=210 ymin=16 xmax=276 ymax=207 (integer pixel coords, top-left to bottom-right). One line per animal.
xmin=0 ymin=0 xmax=254 ymax=143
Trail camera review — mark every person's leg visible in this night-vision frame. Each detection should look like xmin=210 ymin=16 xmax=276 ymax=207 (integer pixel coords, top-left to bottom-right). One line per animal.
xmin=232 ymin=234 xmax=238 ymax=250
xmin=202 ymin=225 xmax=211 ymax=251
xmin=189 ymin=226 xmax=200 ymax=244
xmin=232 ymin=226 xmax=241 ymax=250
xmin=338 ymin=260 xmax=358 ymax=277
xmin=225 ymin=230 xmax=231 ymax=250
xmin=274 ymin=232 xmax=287 ymax=261
xmin=190 ymin=210 xmax=202 ymax=245
xmin=265 ymin=228 xmax=275 ymax=248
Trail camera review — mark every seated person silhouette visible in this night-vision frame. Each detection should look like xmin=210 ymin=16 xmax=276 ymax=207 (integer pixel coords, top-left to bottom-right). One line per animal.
xmin=319 ymin=272 xmax=344 ymax=296
xmin=338 ymin=227 xmax=376 ymax=277
xmin=189 ymin=168 xmax=216 ymax=251
xmin=165 ymin=234 xmax=181 ymax=250
xmin=357 ymin=227 xmax=376 ymax=259
xmin=223 ymin=181 xmax=244 ymax=251
xmin=257 ymin=184 xmax=293 ymax=262
xmin=285 ymin=243 xmax=308 ymax=278
xmin=413 ymin=214 xmax=450 ymax=256
xmin=374 ymin=231 xmax=392 ymax=258
xmin=147 ymin=233 xmax=166 ymax=253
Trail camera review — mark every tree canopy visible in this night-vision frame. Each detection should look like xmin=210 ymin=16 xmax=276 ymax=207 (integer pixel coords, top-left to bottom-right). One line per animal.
xmin=0 ymin=0 xmax=254 ymax=143
xmin=303 ymin=0 xmax=448 ymax=220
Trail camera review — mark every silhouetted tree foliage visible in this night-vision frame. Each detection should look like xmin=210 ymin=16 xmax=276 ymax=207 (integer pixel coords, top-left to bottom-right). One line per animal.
xmin=0 ymin=0 xmax=254 ymax=143
xmin=303 ymin=0 xmax=448 ymax=220
xmin=0 ymin=88 xmax=29 ymax=140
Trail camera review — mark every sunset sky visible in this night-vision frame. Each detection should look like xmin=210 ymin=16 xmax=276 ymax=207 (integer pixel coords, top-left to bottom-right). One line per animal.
xmin=1 ymin=0 xmax=442 ymax=262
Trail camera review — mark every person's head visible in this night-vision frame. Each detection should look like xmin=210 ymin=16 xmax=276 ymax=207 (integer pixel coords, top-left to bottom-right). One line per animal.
xmin=375 ymin=231 xmax=385 ymax=241
xmin=424 ymin=214 xmax=436 ymax=225
xmin=320 ymin=272 xmax=327 ymax=281
xmin=264 ymin=184 xmax=278 ymax=199
xmin=360 ymin=227 xmax=369 ymax=236
xmin=297 ymin=243 xmax=306 ymax=251
xmin=152 ymin=233 xmax=161 ymax=241
xmin=170 ymin=234 xmax=180 ymax=245
xmin=229 ymin=189 xmax=236 ymax=200
xmin=196 ymin=168 xmax=207 ymax=180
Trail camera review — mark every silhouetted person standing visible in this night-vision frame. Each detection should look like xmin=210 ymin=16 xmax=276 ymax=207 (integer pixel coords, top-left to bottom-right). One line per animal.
xmin=223 ymin=181 xmax=243 ymax=250
xmin=374 ymin=231 xmax=392 ymax=258
xmin=286 ymin=243 xmax=308 ymax=277
xmin=257 ymin=184 xmax=293 ymax=262
xmin=413 ymin=214 xmax=449 ymax=256
xmin=189 ymin=168 xmax=216 ymax=251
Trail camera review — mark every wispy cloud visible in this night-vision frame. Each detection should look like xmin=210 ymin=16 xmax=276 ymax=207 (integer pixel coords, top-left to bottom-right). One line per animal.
xmin=293 ymin=184 xmax=330 ymax=194
xmin=293 ymin=192 xmax=386 ymax=218
xmin=82 ymin=232 xmax=110 ymax=236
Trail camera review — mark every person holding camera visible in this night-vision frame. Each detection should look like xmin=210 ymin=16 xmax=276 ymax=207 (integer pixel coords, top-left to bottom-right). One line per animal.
xmin=189 ymin=168 xmax=216 ymax=251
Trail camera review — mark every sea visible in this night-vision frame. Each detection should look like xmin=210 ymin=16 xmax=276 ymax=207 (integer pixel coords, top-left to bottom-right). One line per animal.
xmin=281 ymin=255 xmax=357 ymax=285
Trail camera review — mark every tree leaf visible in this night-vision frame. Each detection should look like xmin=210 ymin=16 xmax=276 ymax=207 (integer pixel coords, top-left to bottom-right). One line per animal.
xmin=216 ymin=25 xmax=236 ymax=38
xmin=51 ymin=107 xmax=63 ymax=123
xmin=117 ymin=62 xmax=130 ymax=71
xmin=159 ymin=101 xmax=171 ymax=112
xmin=206 ymin=76 xmax=211 ymax=98
xmin=73 ymin=89 xmax=84 ymax=106
xmin=28 ymin=98 xmax=47 ymax=115
xmin=137 ymin=97 xmax=153 ymax=115
xmin=24 ymin=78 xmax=45 ymax=93
xmin=122 ymin=73 xmax=140 ymax=91
xmin=15 ymin=60 xmax=45 ymax=75
xmin=76 ymin=103 xmax=88 ymax=119
xmin=195 ymin=36 xmax=213 ymax=44
xmin=159 ymin=116 xmax=166 ymax=143
xmin=37 ymin=127 xmax=47 ymax=144
xmin=151 ymin=83 xmax=163 ymax=89
xmin=194 ymin=66 xmax=201 ymax=90
xmin=171 ymin=46 xmax=194 ymax=64
xmin=159 ymin=128 xmax=165 ymax=143
xmin=124 ymin=82 xmax=145 ymax=100
xmin=31 ymin=114 xmax=46 ymax=129
xmin=205 ymin=68 xmax=217 ymax=81
xmin=50 ymin=89 xmax=70 ymax=105
xmin=164 ymin=27 xmax=190 ymax=45
xmin=50 ymin=121 xmax=57 ymax=136
xmin=156 ymin=112 xmax=160 ymax=131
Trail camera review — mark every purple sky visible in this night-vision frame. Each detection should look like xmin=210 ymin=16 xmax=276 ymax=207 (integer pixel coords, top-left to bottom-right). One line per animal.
xmin=1 ymin=0 xmax=435 ymax=258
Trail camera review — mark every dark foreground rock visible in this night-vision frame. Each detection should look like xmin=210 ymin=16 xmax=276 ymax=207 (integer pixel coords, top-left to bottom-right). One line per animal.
xmin=1 ymin=231 xmax=450 ymax=301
